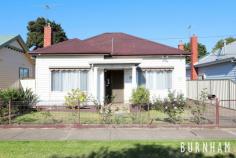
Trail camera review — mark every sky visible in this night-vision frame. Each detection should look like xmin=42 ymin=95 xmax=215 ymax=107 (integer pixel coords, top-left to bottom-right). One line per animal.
xmin=0 ymin=0 xmax=236 ymax=51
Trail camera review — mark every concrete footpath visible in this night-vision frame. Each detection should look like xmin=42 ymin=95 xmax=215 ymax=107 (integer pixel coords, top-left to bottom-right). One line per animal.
xmin=0 ymin=128 xmax=236 ymax=140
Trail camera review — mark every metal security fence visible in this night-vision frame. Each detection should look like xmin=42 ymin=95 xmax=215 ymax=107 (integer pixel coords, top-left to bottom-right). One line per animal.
xmin=0 ymin=100 xmax=223 ymax=127
xmin=218 ymin=100 xmax=236 ymax=127
xmin=187 ymin=79 xmax=236 ymax=109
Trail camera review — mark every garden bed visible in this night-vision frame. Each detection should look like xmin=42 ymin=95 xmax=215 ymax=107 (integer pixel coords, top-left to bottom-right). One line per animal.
xmin=7 ymin=109 xmax=214 ymax=126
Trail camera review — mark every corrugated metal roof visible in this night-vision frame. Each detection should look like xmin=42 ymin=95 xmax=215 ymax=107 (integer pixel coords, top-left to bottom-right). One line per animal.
xmin=195 ymin=41 xmax=236 ymax=67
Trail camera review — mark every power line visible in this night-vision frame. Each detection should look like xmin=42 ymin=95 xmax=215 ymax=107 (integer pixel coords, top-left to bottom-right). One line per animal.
xmin=153 ymin=34 xmax=236 ymax=41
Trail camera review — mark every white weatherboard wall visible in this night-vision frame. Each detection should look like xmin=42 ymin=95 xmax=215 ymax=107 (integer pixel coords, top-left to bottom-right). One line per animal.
xmin=35 ymin=55 xmax=103 ymax=104
xmin=20 ymin=79 xmax=35 ymax=93
xmin=35 ymin=55 xmax=186 ymax=105
xmin=0 ymin=47 xmax=34 ymax=89
xmin=138 ymin=56 xmax=186 ymax=100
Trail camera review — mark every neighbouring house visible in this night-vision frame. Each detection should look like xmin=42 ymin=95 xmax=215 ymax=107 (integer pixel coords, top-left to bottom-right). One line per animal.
xmin=0 ymin=35 xmax=34 ymax=89
xmin=186 ymin=38 xmax=236 ymax=81
xmin=31 ymin=24 xmax=189 ymax=105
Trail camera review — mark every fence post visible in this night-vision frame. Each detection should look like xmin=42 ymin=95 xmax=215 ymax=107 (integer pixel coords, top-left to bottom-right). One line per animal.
xmin=78 ymin=100 xmax=80 ymax=125
xmin=215 ymin=98 xmax=220 ymax=127
xmin=8 ymin=100 xmax=11 ymax=124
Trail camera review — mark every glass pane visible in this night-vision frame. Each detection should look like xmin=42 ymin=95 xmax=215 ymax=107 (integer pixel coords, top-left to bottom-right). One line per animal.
xmin=19 ymin=68 xmax=24 ymax=79
xmin=80 ymin=71 xmax=88 ymax=91
xmin=51 ymin=70 xmax=89 ymax=92
xmin=138 ymin=70 xmax=146 ymax=86
xmin=23 ymin=68 xmax=29 ymax=78
xmin=167 ymin=71 xmax=172 ymax=89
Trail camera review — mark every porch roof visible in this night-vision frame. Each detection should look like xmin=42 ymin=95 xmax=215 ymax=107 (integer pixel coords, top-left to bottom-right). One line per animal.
xmin=89 ymin=59 xmax=142 ymax=65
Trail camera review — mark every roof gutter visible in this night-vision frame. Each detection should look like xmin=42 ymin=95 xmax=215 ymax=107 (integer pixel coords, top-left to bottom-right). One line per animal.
xmin=195 ymin=57 xmax=235 ymax=68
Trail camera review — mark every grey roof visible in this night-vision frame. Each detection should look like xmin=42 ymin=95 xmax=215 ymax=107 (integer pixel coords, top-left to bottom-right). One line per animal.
xmin=195 ymin=41 xmax=236 ymax=67
xmin=0 ymin=35 xmax=28 ymax=51
xmin=0 ymin=35 xmax=16 ymax=46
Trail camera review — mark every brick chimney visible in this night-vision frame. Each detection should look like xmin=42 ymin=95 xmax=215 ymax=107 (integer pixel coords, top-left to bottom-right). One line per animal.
xmin=178 ymin=40 xmax=184 ymax=50
xmin=190 ymin=35 xmax=198 ymax=80
xmin=43 ymin=23 xmax=52 ymax=47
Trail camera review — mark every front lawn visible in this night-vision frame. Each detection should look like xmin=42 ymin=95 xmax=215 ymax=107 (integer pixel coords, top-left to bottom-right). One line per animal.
xmin=0 ymin=140 xmax=235 ymax=158
xmin=12 ymin=111 xmax=100 ymax=124
xmin=10 ymin=109 xmax=196 ymax=125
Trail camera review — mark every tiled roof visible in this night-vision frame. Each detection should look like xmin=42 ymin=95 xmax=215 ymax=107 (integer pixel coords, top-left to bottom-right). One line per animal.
xmin=31 ymin=32 xmax=189 ymax=56
xmin=31 ymin=38 xmax=108 ymax=54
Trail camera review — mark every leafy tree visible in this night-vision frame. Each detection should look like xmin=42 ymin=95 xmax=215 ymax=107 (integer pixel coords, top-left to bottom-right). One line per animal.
xmin=212 ymin=37 xmax=236 ymax=52
xmin=26 ymin=17 xmax=67 ymax=50
xmin=184 ymin=42 xmax=208 ymax=63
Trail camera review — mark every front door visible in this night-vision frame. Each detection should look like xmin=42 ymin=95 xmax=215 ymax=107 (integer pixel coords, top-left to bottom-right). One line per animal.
xmin=105 ymin=70 xmax=124 ymax=103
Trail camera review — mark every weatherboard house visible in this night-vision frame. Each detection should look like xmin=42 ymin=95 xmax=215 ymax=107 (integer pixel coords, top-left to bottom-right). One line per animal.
xmin=186 ymin=40 xmax=236 ymax=81
xmin=31 ymin=25 xmax=189 ymax=105
xmin=0 ymin=35 xmax=34 ymax=89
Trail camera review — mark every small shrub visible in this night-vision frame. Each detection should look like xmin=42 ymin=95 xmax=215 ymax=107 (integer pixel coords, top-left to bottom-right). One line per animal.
xmin=0 ymin=88 xmax=38 ymax=116
xmin=152 ymin=97 xmax=163 ymax=111
xmin=0 ymin=88 xmax=38 ymax=104
xmin=100 ymin=105 xmax=112 ymax=124
xmin=64 ymin=89 xmax=87 ymax=109
xmin=153 ymin=91 xmax=186 ymax=123
xmin=190 ymin=88 xmax=208 ymax=124
xmin=131 ymin=87 xmax=150 ymax=110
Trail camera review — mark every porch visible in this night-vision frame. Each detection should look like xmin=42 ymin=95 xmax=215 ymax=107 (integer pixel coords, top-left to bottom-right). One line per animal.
xmin=91 ymin=59 xmax=141 ymax=105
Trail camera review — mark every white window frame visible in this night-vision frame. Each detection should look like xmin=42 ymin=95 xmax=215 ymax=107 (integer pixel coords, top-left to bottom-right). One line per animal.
xmin=138 ymin=69 xmax=173 ymax=90
xmin=50 ymin=69 xmax=89 ymax=92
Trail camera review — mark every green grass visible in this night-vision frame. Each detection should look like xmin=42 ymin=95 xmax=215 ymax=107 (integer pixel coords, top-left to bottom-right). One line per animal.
xmin=12 ymin=111 xmax=101 ymax=124
xmin=11 ymin=110 xmax=194 ymax=125
xmin=0 ymin=140 xmax=235 ymax=158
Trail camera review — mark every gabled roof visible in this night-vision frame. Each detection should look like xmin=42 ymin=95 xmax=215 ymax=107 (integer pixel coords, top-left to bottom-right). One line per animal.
xmin=194 ymin=41 xmax=236 ymax=67
xmin=0 ymin=35 xmax=28 ymax=52
xmin=0 ymin=35 xmax=15 ymax=46
xmin=0 ymin=35 xmax=33 ymax=65
xmin=31 ymin=32 xmax=189 ymax=56
xmin=0 ymin=35 xmax=29 ymax=53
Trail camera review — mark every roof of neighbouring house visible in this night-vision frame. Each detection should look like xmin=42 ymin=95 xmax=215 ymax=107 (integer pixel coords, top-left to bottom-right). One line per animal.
xmin=192 ymin=41 xmax=236 ymax=68
xmin=0 ymin=35 xmax=34 ymax=65
xmin=0 ymin=35 xmax=16 ymax=46
xmin=31 ymin=32 xmax=189 ymax=56
xmin=0 ymin=35 xmax=28 ymax=52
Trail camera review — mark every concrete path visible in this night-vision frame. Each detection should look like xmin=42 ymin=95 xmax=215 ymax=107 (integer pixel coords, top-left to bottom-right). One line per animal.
xmin=0 ymin=128 xmax=236 ymax=140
